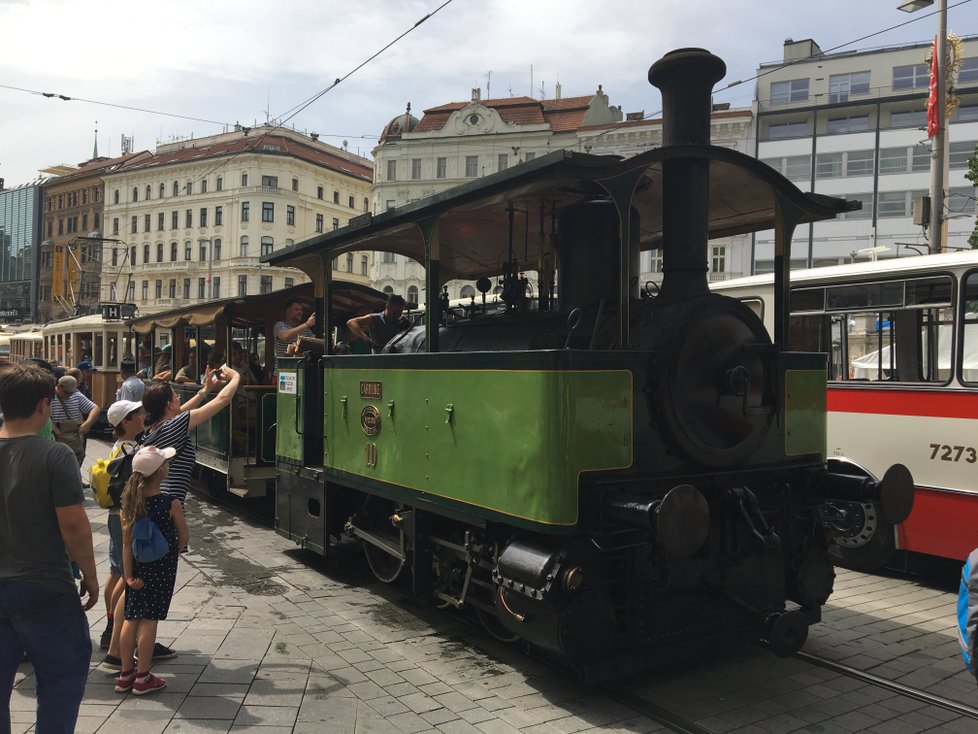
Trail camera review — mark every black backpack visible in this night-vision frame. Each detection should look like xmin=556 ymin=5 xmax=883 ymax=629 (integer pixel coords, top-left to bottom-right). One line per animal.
xmin=106 ymin=441 xmax=140 ymax=508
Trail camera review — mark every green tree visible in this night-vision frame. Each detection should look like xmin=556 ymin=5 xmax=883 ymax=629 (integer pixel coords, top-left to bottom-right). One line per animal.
xmin=966 ymin=142 xmax=978 ymax=249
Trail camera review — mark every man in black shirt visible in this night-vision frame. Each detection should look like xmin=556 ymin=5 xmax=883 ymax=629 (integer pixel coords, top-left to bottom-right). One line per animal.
xmin=346 ymin=295 xmax=409 ymax=353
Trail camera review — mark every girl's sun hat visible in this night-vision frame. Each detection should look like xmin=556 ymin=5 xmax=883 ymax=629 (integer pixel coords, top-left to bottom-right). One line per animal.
xmin=132 ymin=445 xmax=177 ymax=475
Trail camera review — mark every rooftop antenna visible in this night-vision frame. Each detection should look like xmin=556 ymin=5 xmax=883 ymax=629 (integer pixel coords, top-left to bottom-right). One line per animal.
xmin=92 ymin=121 xmax=98 ymax=158
xmin=530 ymin=64 xmax=533 ymax=98
xmin=539 ymin=81 xmax=546 ymax=99
xmin=486 ymin=70 xmax=492 ymax=99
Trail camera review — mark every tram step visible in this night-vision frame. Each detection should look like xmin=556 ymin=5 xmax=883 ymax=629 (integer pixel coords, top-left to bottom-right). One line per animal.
xmin=228 ymin=486 xmax=250 ymax=498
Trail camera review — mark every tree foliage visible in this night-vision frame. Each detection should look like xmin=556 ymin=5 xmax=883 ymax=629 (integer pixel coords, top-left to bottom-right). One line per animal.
xmin=966 ymin=142 xmax=978 ymax=249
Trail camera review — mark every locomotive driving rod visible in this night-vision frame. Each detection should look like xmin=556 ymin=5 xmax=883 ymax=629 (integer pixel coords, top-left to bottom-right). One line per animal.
xmin=812 ymin=463 xmax=914 ymax=526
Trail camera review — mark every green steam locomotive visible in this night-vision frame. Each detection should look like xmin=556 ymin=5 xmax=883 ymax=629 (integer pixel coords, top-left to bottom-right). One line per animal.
xmin=264 ymin=48 xmax=913 ymax=680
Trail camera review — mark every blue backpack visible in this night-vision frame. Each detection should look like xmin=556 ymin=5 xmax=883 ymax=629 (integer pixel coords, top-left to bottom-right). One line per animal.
xmin=132 ymin=503 xmax=171 ymax=563
xmin=957 ymin=548 xmax=978 ymax=683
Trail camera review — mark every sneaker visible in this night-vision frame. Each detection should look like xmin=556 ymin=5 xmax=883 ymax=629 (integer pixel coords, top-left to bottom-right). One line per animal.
xmin=99 ymin=627 xmax=113 ymax=649
xmin=135 ymin=642 xmax=176 ymax=661
xmin=132 ymin=672 xmax=167 ymax=695
xmin=98 ymin=654 xmax=122 ymax=673
xmin=114 ymin=669 xmax=135 ymax=693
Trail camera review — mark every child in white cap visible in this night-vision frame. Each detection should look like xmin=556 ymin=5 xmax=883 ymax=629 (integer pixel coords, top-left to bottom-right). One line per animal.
xmin=115 ymin=445 xmax=188 ymax=695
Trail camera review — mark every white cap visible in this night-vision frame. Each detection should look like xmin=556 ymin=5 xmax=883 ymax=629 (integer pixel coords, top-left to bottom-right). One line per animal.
xmin=107 ymin=400 xmax=142 ymax=427
xmin=131 ymin=445 xmax=177 ymax=476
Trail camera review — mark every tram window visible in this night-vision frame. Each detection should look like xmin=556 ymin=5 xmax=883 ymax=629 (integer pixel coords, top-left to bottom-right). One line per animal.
xmin=844 ymin=307 xmax=949 ymax=383
xmin=94 ymin=335 xmax=103 ymax=367
xmin=790 ymin=287 xmax=824 ymax=312
xmin=963 ymin=272 xmax=978 ymax=384
xmin=825 ymin=281 xmax=903 ymax=311
xmin=906 ymin=276 xmax=952 ymax=307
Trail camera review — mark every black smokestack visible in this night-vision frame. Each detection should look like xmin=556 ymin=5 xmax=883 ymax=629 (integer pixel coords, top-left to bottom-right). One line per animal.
xmin=648 ymin=48 xmax=726 ymax=302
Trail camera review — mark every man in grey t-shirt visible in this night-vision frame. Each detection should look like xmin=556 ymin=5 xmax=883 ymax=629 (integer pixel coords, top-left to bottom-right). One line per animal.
xmin=116 ymin=356 xmax=144 ymax=402
xmin=0 ymin=363 xmax=98 ymax=734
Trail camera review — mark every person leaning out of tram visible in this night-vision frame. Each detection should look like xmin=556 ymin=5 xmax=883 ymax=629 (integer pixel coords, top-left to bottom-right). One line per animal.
xmin=273 ymin=299 xmax=315 ymax=360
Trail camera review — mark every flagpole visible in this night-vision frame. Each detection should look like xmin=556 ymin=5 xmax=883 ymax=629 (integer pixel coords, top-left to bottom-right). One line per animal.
xmin=928 ymin=0 xmax=948 ymax=254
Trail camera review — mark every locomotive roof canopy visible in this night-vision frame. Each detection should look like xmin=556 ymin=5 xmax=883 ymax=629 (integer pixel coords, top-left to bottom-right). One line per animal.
xmin=264 ymin=146 xmax=855 ymax=283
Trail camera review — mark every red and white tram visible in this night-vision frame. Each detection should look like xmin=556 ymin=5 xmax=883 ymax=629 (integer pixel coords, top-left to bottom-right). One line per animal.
xmin=715 ymin=251 xmax=978 ymax=570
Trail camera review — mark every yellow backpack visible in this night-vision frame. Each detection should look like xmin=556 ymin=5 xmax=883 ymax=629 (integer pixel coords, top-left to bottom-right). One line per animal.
xmin=89 ymin=444 xmax=123 ymax=509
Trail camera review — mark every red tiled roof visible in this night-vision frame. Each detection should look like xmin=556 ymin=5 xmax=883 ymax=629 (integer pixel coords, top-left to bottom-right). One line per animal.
xmin=112 ymin=135 xmax=372 ymax=181
xmin=414 ymin=94 xmax=595 ymax=134
xmin=49 ymin=151 xmax=152 ymax=183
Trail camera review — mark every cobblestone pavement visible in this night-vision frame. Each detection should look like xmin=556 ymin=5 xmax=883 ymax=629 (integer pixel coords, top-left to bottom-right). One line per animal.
xmin=7 ymin=440 xmax=975 ymax=732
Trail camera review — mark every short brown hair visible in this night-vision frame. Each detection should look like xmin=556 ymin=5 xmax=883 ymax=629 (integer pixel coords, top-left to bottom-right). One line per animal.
xmin=0 ymin=364 xmax=55 ymax=420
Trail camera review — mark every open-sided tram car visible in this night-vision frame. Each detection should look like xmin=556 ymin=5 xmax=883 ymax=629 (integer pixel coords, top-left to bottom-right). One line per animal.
xmin=263 ymin=49 xmax=914 ymax=680
xmin=129 ymin=282 xmax=387 ymax=497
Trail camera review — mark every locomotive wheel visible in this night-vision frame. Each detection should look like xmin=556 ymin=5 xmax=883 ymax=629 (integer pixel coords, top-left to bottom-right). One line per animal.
xmin=475 ymin=606 xmax=520 ymax=643
xmin=364 ymin=543 xmax=407 ymax=584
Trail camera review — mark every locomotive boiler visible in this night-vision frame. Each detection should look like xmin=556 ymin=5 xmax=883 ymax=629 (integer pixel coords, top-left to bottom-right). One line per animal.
xmin=264 ymin=48 xmax=913 ymax=680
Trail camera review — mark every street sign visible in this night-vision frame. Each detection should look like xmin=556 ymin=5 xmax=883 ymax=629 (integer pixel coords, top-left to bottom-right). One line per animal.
xmin=100 ymin=303 xmax=137 ymax=320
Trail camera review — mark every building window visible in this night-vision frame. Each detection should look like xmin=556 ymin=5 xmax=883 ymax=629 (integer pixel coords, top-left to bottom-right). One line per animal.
xmin=156 ymin=244 xmax=164 ymax=262
xmin=199 ymin=243 xmax=207 ymax=262
xmin=130 ymin=246 xmax=136 ymax=266
xmin=846 ymin=150 xmax=875 ymax=177
xmin=158 ymin=212 xmax=164 ymax=231
xmin=173 ymin=180 xmax=179 ymax=196
xmin=436 ymin=157 xmax=447 ymax=178
xmin=960 ymin=58 xmax=978 ymax=84
xmin=525 ymin=152 xmax=536 ymax=161
xmin=241 ymin=201 xmax=250 ymax=222
xmin=112 ymin=218 xmax=119 ymax=235
xmin=213 ymin=239 xmax=221 ymax=261
xmin=361 ymin=256 xmax=368 ymax=275
xmin=132 ymin=187 xmax=138 ymax=202
xmin=408 ymin=285 xmax=418 ymax=304
xmin=127 ymin=281 xmax=135 ymax=301
xmin=767 ymin=121 xmax=808 ymax=140
xmin=155 ymin=280 xmax=162 ymax=299
xmin=185 ymin=241 xmax=192 ymax=260
xmin=240 ymin=236 xmax=249 ymax=257
xmin=261 ymin=175 xmax=278 ymax=189
xmin=346 ymin=253 xmax=354 ymax=272
xmin=241 ymin=173 xmax=249 ymax=187
xmin=950 ymin=141 xmax=977 ymax=169
xmin=498 ymin=154 xmax=508 ymax=171
xmin=711 ymin=246 xmax=726 ymax=274
xmin=285 ymin=277 xmax=294 ymax=288
xmin=348 ymin=195 xmax=355 ymax=208
xmin=261 ymin=236 xmax=274 ymax=256
xmin=332 ymin=190 xmax=339 ymax=204
xmin=146 ymin=185 xmax=152 ymax=200
xmin=286 ymin=205 xmax=295 ymax=226
xmin=893 ymin=64 xmax=928 ymax=90
xmin=385 ymin=200 xmax=395 ymax=211
xmin=411 ymin=159 xmax=422 ymax=179
xmin=201 ymin=179 xmax=208 ymax=193
xmin=317 ymin=185 xmax=324 ymax=199
xmin=198 ymin=208 xmax=207 ymax=227
xmin=81 ymin=213 xmax=88 ymax=231
xmin=770 ymin=78 xmax=809 ymax=104
xmin=185 ymin=209 xmax=192 ymax=228
xmin=159 ymin=183 xmax=165 ymax=198
xmin=238 ymin=275 xmax=248 ymax=296
xmin=57 ymin=219 xmax=64 ymax=235
xmin=95 ymin=188 xmax=101 ymax=202
xmin=363 ymin=197 xmax=369 ymax=212
xmin=94 ymin=213 xmax=100 ymax=230
xmin=826 ymin=115 xmax=869 ymax=135
xmin=168 ymin=279 xmax=176 ymax=298
xmin=183 ymin=279 xmax=190 ymax=299
xmin=214 ymin=277 xmax=222 ymax=298
xmin=332 ymin=218 xmax=339 ymax=231
xmin=387 ymin=160 xmax=397 ymax=181
xmin=465 ymin=155 xmax=478 ymax=177
xmin=879 ymin=147 xmax=909 ymax=174
xmin=186 ymin=181 xmax=193 ymax=195
xmin=828 ymin=71 xmax=870 ymax=103
xmin=131 ymin=216 xmax=138 ymax=234
xmin=171 ymin=211 xmax=178 ymax=230
xmin=260 ymin=275 xmax=273 ymax=294
xmin=144 ymin=214 xmax=151 ymax=232
xmin=890 ymin=109 xmax=927 ymax=129
xmin=261 ymin=202 xmax=274 ymax=222
xmin=170 ymin=242 xmax=177 ymax=261
xmin=114 ymin=189 xmax=120 ymax=205
xmin=815 ymin=152 xmax=843 ymax=179
xmin=315 ymin=214 xmax=323 ymax=232
xmin=383 ymin=252 xmax=396 ymax=263
xmin=216 ymin=176 xmax=223 ymax=191
xmin=292 ymin=177 xmax=299 ymax=192
xmin=141 ymin=281 xmax=148 ymax=300
xmin=143 ymin=244 xmax=150 ymax=263
xmin=46 ymin=221 xmax=52 ymax=238
xmin=198 ymin=278 xmax=206 ymax=299
xmin=215 ymin=206 xmax=222 ymax=226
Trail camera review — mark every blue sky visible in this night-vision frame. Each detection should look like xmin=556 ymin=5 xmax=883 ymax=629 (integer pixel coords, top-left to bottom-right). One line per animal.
xmin=0 ymin=0 xmax=968 ymax=185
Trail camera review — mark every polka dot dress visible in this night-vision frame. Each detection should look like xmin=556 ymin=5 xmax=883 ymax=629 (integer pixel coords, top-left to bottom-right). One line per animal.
xmin=125 ymin=494 xmax=179 ymax=620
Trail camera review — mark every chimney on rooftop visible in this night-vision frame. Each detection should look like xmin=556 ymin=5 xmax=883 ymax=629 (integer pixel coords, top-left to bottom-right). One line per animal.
xmin=472 ymin=88 xmax=481 ymax=102
xmin=310 ymin=132 xmax=319 ymax=141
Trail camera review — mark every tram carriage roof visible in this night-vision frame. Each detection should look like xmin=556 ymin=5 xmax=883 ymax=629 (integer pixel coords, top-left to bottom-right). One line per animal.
xmin=41 ymin=313 xmax=129 ymax=333
xmin=263 ymin=146 xmax=855 ymax=281
xmin=129 ymin=281 xmax=388 ymax=334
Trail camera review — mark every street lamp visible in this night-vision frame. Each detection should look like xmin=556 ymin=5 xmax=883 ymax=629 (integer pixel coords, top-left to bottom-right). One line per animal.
xmin=898 ymin=0 xmax=948 ymax=254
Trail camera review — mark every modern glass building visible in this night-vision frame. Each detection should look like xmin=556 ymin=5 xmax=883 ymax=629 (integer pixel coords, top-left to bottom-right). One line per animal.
xmin=0 ymin=183 xmax=43 ymax=323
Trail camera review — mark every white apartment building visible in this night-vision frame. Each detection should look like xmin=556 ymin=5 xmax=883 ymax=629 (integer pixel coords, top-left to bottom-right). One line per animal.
xmin=99 ymin=126 xmax=374 ymax=314
xmin=370 ymin=90 xmax=756 ymax=302
xmin=755 ymin=36 xmax=978 ymax=272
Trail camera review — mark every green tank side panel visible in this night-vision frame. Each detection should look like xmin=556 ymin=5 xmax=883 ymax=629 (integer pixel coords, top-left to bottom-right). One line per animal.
xmin=784 ymin=369 xmax=826 ymax=459
xmin=276 ymin=363 xmax=303 ymax=461
xmin=324 ymin=367 xmax=632 ymax=526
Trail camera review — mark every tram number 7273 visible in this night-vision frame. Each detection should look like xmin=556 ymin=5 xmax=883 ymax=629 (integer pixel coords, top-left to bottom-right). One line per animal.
xmin=928 ymin=444 xmax=978 ymax=463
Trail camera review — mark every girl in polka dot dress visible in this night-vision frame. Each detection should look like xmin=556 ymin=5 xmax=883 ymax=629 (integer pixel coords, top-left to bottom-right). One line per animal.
xmin=115 ymin=446 xmax=189 ymax=695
